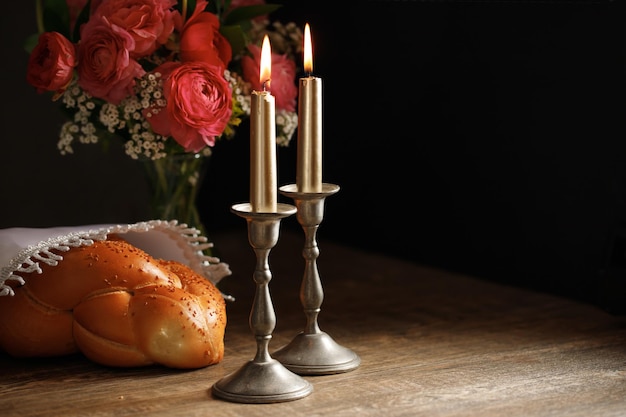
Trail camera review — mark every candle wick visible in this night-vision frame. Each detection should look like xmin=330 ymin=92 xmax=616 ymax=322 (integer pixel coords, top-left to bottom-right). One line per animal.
xmin=262 ymin=79 xmax=271 ymax=91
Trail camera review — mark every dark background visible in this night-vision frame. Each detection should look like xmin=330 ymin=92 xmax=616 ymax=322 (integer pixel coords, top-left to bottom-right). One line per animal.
xmin=1 ymin=1 xmax=625 ymax=313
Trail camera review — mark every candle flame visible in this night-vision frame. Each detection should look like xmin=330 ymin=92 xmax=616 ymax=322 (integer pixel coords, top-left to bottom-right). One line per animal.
xmin=260 ymin=35 xmax=271 ymax=90
xmin=304 ymin=23 xmax=313 ymax=74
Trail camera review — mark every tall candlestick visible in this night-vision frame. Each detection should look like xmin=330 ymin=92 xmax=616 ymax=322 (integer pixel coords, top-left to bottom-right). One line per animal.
xmin=250 ymin=35 xmax=277 ymax=212
xmin=296 ymin=23 xmax=323 ymax=193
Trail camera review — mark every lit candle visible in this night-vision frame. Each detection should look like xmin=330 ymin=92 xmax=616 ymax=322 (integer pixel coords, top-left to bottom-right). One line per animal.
xmin=250 ymin=35 xmax=277 ymax=212
xmin=296 ymin=23 xmax=323 ymax=193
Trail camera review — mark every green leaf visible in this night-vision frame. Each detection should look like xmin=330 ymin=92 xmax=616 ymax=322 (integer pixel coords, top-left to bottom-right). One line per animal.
xmin=24 ymin=33 xmax=41 ymax=54
xmin=41 ymin=0 xmax=71 ymax=38
xmin=222 ymin=4 xmax=282 ymax=26
xmin=220 ymin=24 xmax=248 ymax=58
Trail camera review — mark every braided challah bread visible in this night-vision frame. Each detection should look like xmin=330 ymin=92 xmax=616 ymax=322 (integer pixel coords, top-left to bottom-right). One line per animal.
xmin=0 ymin=236 xmax=226 ymax=369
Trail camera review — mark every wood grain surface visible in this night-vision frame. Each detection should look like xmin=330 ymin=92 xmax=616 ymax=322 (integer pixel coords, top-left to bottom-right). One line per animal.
xmin=1 ymin=228 xmax=625 ymax=417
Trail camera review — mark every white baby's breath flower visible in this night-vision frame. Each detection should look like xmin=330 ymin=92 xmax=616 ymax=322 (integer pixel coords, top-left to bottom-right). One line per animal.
xmin=276 ymin=109 xmax=298 ymax=147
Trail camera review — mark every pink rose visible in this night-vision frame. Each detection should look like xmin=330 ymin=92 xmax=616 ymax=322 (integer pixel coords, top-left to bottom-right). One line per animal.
xmin=26 ymin=32 xmax=77 ymax=95
xmin=145 ymin=61 xmax=233 ymax=152
xmin=77 ymin=15 xmax=145 ymax=104
xmin=93 ymin=0 xmax=176 ymax=59
xmin=241 ymin=44 xmax=297 ymax=112
xmin=178 ymin=3 xmax=232 ymax=68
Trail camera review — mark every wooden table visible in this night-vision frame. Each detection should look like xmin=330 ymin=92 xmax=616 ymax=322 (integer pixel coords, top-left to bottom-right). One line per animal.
xmin=1 ymin=228 xmax=625 ymax=416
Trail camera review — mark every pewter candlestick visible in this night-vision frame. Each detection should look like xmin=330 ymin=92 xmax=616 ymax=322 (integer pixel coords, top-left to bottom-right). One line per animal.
xmin=272 ymin=183 xmax=361 ymax=375
xmin=212 ymin=203 xmax=313 ymax=403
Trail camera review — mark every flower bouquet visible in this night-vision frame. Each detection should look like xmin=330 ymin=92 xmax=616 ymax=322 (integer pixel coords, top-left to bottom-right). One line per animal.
xmin=25 ymin=0 xmax=302 ymax=235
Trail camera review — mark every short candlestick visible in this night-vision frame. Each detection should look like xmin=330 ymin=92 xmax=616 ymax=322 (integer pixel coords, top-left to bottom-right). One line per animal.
xmin=273 ymin=183 xmax=361 ymax=375
xmin=212 ymin=203 xmax=313 ymax=403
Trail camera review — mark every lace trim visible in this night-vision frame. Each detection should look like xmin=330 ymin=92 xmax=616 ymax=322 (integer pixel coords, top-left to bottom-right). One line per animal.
xmin=0 ymin=220 xmax=232 ymax=299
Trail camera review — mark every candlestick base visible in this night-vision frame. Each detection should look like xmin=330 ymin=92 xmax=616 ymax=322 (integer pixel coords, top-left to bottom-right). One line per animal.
xmin=212 ymin=358 xmax=313 ymax=403
xmin=272 ymin=331 xmax=361 ymax=375
xmin=273 ymin=183 xmax=360 ymax=375
xmin=212 ymin=202 xmax=312 ymax=403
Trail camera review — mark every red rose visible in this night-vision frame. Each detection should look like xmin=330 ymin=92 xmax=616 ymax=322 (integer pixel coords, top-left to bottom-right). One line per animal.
xmin=93 ymin=0 xmax=177 ymax=59
xmin=145 ymin=61 xmax=233 ymax=152
xmin=177 ymin=1 xmax=232 ymax=69
xmin=26 ymin=32 xmax=77 ymax=95
xmin=241 ymin=44 xmax=297 ymax=112
xmin=76 ymin=15 xmax=145 ymax=104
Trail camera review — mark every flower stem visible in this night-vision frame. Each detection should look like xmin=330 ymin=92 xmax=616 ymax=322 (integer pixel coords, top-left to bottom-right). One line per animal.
xmin=142 ymin=154 xmax=208 ymax=238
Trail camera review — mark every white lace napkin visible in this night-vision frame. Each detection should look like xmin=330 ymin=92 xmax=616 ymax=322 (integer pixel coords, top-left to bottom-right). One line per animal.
xmin=0 ymin=220 xmax=231 ymax=298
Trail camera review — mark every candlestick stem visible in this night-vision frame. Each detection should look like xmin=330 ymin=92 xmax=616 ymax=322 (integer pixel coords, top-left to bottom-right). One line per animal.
xmin=212 ymin=203 xmax=312 ymax=403
xmin=273 ymin=184 xmax=361 ymax=375
xmin=301 ymin=222 xmax=322 ymax=334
